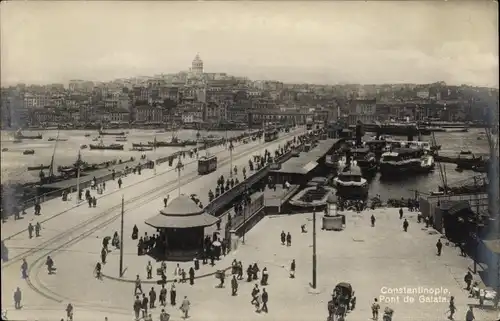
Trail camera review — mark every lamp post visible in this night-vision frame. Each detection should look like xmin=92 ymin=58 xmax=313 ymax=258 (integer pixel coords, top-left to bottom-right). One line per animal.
xmin=229 ymin=141 xmax=234 ymax=177
xmin=119 ymin=195 xmax=125 ymax=277
xmin=75 ymin=150 xmax=82 ymax=205
xmin=312 ymin=206 xmax=317 ymax=289
xmin=153 ymin=136 xmax=157 ymax=176
xmin=175 ymin=156 xmax=184 ymax=196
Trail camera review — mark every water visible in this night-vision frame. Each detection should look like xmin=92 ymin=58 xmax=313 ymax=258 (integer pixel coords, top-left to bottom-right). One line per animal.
xmin=0 ymin=129 xmax=246 ymax=184
xmin=366 ymin=128 xmax=491 ymax=199
xmin=0 ymin=128 xmax=491 ymax=199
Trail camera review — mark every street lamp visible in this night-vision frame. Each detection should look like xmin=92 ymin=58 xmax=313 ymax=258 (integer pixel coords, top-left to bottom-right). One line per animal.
xmin=175 ymin=156 xmax=184 ymax=196
xmin=312 ymin=206 xmax=317 ymax=289
xmin=327 ymin=194 xmax=338 ymax=217
xmin=229 ymin=141 xmax=234 ymax=177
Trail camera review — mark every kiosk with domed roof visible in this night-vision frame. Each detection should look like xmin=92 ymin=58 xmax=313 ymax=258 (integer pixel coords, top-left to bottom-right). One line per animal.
xmin=145 ymin=194 xmax=218 ymax=260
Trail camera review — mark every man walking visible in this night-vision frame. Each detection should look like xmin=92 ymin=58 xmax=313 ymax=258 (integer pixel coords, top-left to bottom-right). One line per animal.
xmin=261 ymin=288 xmax=268 ymax=313
xmin=134 ymin=275 xmax=143 ymax=295
xmin=14 ymin=287 xmax=22 ymax=309
xmin=231 ymin=275 xmax=238 ymax=296
xmin=436 ymin=239 xmax=443 ymax=256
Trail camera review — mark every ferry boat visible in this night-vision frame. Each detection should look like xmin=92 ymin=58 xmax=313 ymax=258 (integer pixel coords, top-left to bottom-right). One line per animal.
xmin=351 ymin=147 xmax=378 ymax=175
xmin=27 ymin=164 xmax=50 ymax=171
xmin=333 ymin=162 xmax=368 ymax=199
xmin=89 ymin=142 xmax=124 ymax=150
xmin=363 ymin=123 xmax=431 ymax=136
xmin=98 ymin=129 xmax=125 ymax=136
xmin=379 ymin=148 xmax=434 ymax=176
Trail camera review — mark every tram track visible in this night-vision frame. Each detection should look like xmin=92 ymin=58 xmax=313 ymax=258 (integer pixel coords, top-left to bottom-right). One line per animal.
xmin=17 ymin=132 xmax=300 ymax=303
xmin=3 ymin=137 xmax=267 ymax=267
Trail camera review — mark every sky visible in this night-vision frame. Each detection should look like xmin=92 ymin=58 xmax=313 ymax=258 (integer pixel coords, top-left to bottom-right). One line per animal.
xmin=1 ymin=1 xmax=498 ymax=87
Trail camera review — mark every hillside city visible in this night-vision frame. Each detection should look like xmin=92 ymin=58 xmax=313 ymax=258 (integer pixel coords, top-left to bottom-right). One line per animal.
xmin=1 ymin=54 xmax=499 ymax=129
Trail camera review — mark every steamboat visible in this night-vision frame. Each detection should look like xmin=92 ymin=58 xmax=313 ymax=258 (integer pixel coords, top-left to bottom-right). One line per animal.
xmin=379 ymin=148 xmax=434 ymax=176
xmin=350 ymin=147 xmax=378 ymax=175
xmin=98 ymin=129 xmax=125 ymax=136
xmin=89 ymin=142 xmax=124 ymax=150
xmin=333 ymin=162 xmax=368 ymax=199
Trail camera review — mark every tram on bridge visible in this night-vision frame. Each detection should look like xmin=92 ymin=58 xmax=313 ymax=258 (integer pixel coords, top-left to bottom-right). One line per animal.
xmin=264 ymin=129 xmax=279 ymax=142
xmin=198 ymin=155 xmax=218 ymax=175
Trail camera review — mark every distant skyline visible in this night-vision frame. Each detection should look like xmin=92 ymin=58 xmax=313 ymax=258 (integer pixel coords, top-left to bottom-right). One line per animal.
xmin=1 ymin=1 xmax=498 ymax=87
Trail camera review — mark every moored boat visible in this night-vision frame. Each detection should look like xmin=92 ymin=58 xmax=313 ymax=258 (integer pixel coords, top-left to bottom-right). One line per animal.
xmin=48 ymin=137 xmax=68 ymax=142
xmin=115 ymin=136 xmax=128 ymax=142
xmin=132 ymin=143 xmax=151 ymax=148
xmin=351 ymin=147 xmax=378 ymax=175
xmin=80 ymin=144 xmax=88 ymax=149
xmin=333 ymin=163 xmax=368 ymax=199
xmin=455 ymin=150 xmax=483 ymax=170
xmin=99 ymin=130 xmax=125 ymax=136
xmin=13 ymin=139 xmax=23 ymax=143
xmin=379 ymin=148 xmax=432 ymax=176
xmin=89 ymin=143 xmax=124 ymax=150
xmin=27 ymin=164 xmax=50 ymax=171
xmin=23 ymin=149 xmax=35 ymax=155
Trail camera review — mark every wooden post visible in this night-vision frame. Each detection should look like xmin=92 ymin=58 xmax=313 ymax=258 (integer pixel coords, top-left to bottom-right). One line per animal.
xmin=312 ymin=207 xmax=317 ymax=289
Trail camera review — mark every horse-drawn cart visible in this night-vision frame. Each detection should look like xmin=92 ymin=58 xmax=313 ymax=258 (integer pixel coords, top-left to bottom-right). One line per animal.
xmin=328 ymin=282 xmax=354 ymax=321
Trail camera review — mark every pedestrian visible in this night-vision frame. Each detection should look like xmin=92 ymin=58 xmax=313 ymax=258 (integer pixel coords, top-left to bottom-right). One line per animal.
xmin=436 ymin=239 xmax=443 ymax=256
xmin=28 ymin=223 xmax=34 ymax=239
xmin=159 ymin=284 xmax=167 ymax=306
xmin=92 ymin=196 xmax=97 ymax=208
xmin=103 ymin=181 xmax=106 ymax=190
xmin=403 ymin=218 xmax=409 ymax=232
xmin=399 ymin=208 xmax=403 ymax=219
xmin=146 ymin=261 xmax=153 ymax=279
xmin=160 ymin=309 xmax=170 ymax=321
xmin=290 ymin=259 xmax=296 ymax=278
xmin=180 ymin=296 xmax=190 ymax=319
xmin=66 ymin=303 xmax=73 ymax=321
xmin=101 ymin=247 xmax=107 ymax=264
xmin=448 ymin=296 xmax=456 ymax=320
xmin=133 ymin=295 xmax=142 ymax=321
xmin=371 ymin=298 xmax=380 ymax=320
xmin=189 ymin=267 xmax=195 ymax=285
xmin=134 ymin=275 xmax=143 ymax=295
xmin=35 ymin=222 xmax=41 ymax=237
xmin=181 ymin=269 xmax=187 ymax=283
xmin=280 ymin=231 xmax=286 ymax=245
xmin=464 ymin=271 xmax=473 ymax=290
xmin=251 ymin=284 xmax=259 ymax=305
xmin=261 ymin=288 xmax=268 ymax=313
xmin=371 ymin=214 xmax=376 ymax=227
xmin=88 ymin=196 xmax=92 ymax=208
xmin=118 ymin=178 xmax=122 ymax=188
xmin=21 ymin=258 xmax=28 ymax=279
xmin=46 ymin=256 xmax=54 ymax=274
xmin=465 ymin=306 xmax=475 ymax=321
xmin=286 ymin=232 xmax=292 ymax=246
xmin=170 ymin=283 xmax=176 ymax=306
xmin=231 ymin=275 xmax=238 ymax=296
xmin=141 ymin=293 xmax=149 ymax=318
xmin=14 ymin=287 xmax=22 ymax=309
xmin=149 ymin=287 xmax=156 ymax=309
xmin=94 ymin=261 xmax=102 ymax=279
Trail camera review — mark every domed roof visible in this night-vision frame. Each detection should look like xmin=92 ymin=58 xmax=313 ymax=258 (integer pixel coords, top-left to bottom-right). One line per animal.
xmin=160 ymin=194 xmax=204 ymax=216
xmin=193 ymin=53 xmax=202 ymax=63
xmin=144 ymin=194 xmax=218 ymax=229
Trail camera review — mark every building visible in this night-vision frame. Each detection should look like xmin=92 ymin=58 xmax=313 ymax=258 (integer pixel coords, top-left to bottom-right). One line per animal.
xmin=191 ymin=53 xmax=204 ymax=76
xmin=135 ymin=105 xmax=164 ymax=123
xmin=247 ymin=110 xmax=311 ymax=128
xmin=23 ymin=93 xmax=50 ymax=108
xmin=182 ymin=109 xmax=203 ymax=124
xmin=347 ymin=99 xmax=377 ymax=125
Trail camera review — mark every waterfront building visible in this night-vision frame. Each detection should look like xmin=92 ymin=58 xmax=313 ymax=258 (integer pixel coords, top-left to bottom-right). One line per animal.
xmin=347 ymin=99 xmax=377 ymax=125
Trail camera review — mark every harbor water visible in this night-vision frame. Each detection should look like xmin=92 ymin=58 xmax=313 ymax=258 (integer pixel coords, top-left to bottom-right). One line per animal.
xmin=0 ymin=129 xmax=246 ymax=184
xmin=0 ymin=128 xmax=491 ymax=200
